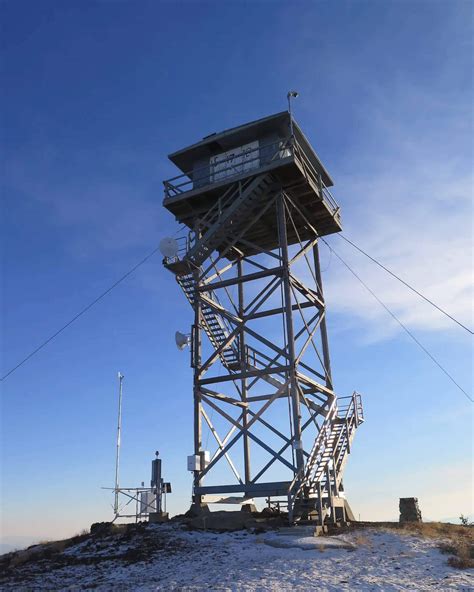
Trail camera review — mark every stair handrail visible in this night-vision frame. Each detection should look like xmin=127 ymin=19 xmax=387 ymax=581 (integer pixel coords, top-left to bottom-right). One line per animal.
xmin=201 ymin=287 xmax=238 ymax=353
xmin=174 ymin=268 xmax=240 ymax=369
xmin=289 ymin=390 xmax=364 ymax=508
xmin=288 ymin=398 xmax=338 ymax=499
xmin=182 ymin=173 xmax=270 ymax=267
xmin=197 ymin=180 xmax=246 ymax=233
xmin=333 ymin=392 xmax=364 ymax=477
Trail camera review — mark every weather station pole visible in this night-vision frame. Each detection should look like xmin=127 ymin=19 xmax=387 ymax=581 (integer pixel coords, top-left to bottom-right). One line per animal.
xmin=114 ymin=372 xmax=124 ymax=518
xmin=287 ymin=90 xmax=299 ymax=137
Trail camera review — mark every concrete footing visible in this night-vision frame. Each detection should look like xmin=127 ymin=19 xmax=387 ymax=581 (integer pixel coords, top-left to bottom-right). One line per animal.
xmin=186 ymin=503 xmax=210 ymax=518
xmin=189 ymin=510 xmax=256 ymax=531
xmin=312 ymin=525 xmax=328 ymax=536
xmin=149 ymin=512 xmax=169 ymax=523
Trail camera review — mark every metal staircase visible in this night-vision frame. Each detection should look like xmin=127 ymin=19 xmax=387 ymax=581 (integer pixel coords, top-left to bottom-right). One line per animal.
xmin=184 ymin=173 xmax=275 ymax=268
xmin=176 ymin=271 xmax=289 ymax=382
xmin=177 ymin=272 xmax=240 ymax=370
xmin=164 ymin=171 xmax=278 ymax=372
xmin=333 ymin=394 xmax=364 ymax=486
xmin=289 ymin=392 xmax=363 ymax=521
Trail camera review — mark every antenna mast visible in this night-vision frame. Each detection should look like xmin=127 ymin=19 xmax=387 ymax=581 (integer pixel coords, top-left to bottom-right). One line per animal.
xmin=114 ymin=372 xmax=124 ymax=517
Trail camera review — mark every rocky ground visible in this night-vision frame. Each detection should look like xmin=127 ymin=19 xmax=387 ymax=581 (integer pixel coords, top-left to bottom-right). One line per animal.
xmin=0 ymin=519 xmax=472 ymax=591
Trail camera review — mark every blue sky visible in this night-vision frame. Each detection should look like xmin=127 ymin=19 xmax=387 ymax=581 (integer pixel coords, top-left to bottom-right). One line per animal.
xmin=1 ymin=1 xmax=472 ymax=546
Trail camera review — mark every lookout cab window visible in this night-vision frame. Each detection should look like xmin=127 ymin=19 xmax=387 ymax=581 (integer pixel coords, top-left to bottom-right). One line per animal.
xmin=210 ymin=140 xmax=259 ymax=183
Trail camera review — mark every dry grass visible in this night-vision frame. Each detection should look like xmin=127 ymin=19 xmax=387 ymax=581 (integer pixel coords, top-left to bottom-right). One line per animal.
xmin=353 ymin=534 xmax=371 ymax=547
xmin=388 ymin=522 xmax=473 ymax=570
xmin=439 ymin=538 xmax=474 ymax=569
xmin=398 ymin=522 xmax=471 ymax=540
xmin=447 ymin=554 xmax=473 ymax=569
xmin=357 ymin=521 xmax=474 ymax=570
xmin=364 ymin=520 xmax=471 ymax=541
xmin=5 ymin=531 xmax=91 ymax=569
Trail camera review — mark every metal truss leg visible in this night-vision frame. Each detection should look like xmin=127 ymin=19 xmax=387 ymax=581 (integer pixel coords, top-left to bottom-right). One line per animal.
xmin=277 ymin=193 xmax=304 ymax=478
xmin=193 ymin=266 xmax=202 ymax=504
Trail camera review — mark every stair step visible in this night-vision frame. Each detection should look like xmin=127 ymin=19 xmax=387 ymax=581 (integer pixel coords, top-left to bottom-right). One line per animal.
xmin=182 ymin=174 xmax=272 ymax=268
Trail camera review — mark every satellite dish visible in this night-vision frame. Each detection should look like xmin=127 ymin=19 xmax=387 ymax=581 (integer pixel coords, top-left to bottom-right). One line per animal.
xmin=175 ymin=331 xmax=191 ymax=350
xmin=159 ymin=237 xmax=179 ymax=258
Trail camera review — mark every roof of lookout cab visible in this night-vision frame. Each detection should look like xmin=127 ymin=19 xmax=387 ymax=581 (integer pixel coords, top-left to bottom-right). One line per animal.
xmin=167 ymin=111 xmax=334 ymax=187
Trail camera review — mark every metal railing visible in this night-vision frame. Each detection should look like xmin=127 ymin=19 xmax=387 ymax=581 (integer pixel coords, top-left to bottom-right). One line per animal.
xmin=162 ymin=234 xmax=194 ymax=266
xmin=194 ymin=177 xmax=253 ymax=239
xmin=163 ymin=136 xmax=340 ymax=219
xmin=288 ymin=398 xmax=338 ymax=495
xmin=164 ymin=138 xmax=289 ymax=198
xmin=338 ymin=392 xmax=364 ymax=424
xmin=287 ymin=390 xmax=363 ymax=509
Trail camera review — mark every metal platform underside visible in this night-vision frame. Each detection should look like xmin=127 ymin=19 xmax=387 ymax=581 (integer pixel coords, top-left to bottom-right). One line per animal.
xmin=163 ymin=157 xmax=342 ymax=255
xmin=195 ymin=481 xmax=293 ymax=498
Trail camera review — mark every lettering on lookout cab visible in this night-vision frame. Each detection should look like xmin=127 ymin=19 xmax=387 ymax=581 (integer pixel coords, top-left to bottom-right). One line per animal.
xmin=161 ymin=107 xmax=364 ymax=524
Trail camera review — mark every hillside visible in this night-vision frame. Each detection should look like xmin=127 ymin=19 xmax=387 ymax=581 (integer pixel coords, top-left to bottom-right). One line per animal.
xmin=1 ymin=520 xmax=472 ymax=591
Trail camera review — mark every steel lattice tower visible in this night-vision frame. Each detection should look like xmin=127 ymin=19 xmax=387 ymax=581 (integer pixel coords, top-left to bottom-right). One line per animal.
xmin=162 ymin=111 xmax=363 ymax=523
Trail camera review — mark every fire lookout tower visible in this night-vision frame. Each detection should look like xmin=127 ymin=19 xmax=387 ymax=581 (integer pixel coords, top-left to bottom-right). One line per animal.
xmin=162 ymin=110 xmax=364 ymax=523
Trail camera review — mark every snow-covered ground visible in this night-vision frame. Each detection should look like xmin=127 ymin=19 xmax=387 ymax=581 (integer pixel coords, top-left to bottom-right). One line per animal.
xmin=1 ymin=523 xmax=472 ymax=591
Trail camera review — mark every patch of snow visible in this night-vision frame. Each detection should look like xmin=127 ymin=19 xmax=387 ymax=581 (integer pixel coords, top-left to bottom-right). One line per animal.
xmin=262 ymin=529 xmax=355 ymax=551
xmin=2 ymin=525 xmax=472 ymax=591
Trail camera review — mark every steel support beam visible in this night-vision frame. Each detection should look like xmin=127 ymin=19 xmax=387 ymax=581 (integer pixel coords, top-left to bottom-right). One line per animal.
xmin=192 ymin=264 xmax=202 ymax=503
xmin=277 ymin=192 xmax=304 ymax=477
xmin=238 ymin=259 xmax=251 ymax=485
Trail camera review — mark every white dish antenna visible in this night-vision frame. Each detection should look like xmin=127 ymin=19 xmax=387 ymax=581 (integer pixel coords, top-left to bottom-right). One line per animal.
xmin=175 ymin=331 xmax=191 ymax=350
xmin=159 ymin=237 xmax=179 ymax=258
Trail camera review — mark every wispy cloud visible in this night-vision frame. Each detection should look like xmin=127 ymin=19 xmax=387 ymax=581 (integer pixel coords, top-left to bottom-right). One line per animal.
xmin=4 ymin=72 xmax=471 ymax=343
xmin=318 ymin=81 xmax=473 ymax=341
